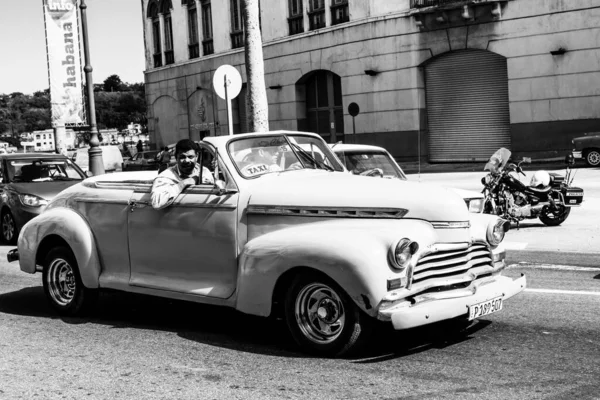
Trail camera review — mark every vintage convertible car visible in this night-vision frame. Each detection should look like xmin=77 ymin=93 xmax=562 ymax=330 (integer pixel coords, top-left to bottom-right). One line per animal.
xmin=330 ymin=143 xmax=485 ymax=213
xmin=8 ymin=130 xmax=526 ymax=356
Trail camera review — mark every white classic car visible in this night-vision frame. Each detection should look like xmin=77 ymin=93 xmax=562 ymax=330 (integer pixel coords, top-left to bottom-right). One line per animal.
xmin=330 ymin=143 xmax=485 ymax=213
xmin=8 ymin=130 xmax=526 ymax=356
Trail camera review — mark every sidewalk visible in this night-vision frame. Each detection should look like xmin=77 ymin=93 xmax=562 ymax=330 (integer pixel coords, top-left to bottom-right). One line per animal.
xmin=400 ymin=157 xmax=585 ymax=174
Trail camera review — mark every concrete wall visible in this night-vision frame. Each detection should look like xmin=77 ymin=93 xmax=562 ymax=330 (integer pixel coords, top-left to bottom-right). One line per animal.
xmin=141 ymin=0 xmax=600 ymax=160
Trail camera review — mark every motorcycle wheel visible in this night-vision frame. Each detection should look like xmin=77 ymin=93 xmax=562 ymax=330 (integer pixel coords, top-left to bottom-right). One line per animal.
xmin=539 ymin=206 xmax=571 ymax=226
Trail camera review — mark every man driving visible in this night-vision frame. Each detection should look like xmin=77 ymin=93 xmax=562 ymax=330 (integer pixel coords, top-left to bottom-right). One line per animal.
xmin=241 ymin=144 xmax=284 ymax=176
xmin=151 ymin=139 xmax=214 ymax=210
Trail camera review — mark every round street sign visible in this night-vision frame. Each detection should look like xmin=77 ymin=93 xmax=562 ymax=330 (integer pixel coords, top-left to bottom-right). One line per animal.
xmin=348 ymin=102 xmax=360 ymax=117
xmin=213 ymin=65 xmax=242 ymax=100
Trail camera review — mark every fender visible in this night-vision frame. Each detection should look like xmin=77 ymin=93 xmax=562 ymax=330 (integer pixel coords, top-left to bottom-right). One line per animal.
xmin=18 ymin=207 xmax=101 ymax=289
xmin=235 ymin=219 xmax=438 ymax=318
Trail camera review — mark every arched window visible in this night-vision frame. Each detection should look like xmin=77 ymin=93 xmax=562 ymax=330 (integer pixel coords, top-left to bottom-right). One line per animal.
xmin=304 ymin=70 xmax=344 ymax=143
xmin=160 ymin=0 xmax=174 ymax=65
xmin=147 ymin=1 xmax=162 ymax=67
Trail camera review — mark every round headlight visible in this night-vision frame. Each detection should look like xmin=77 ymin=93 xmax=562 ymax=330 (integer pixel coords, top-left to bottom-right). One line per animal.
xmin=390 ymin=238 xmax=419 ymax=271
xmin=487 ymin=219 xmax=508 ymax=246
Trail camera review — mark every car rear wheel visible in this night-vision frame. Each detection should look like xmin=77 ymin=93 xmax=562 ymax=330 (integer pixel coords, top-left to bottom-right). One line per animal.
xmin=1 ymin=210 xmax=17 ymax=244
xmin=42 ymin=246 xmax=97 ymax=316
xmin=284 ymin=273 xmax=372 ymax=357
xmin=584 ymin=149 xmax=600 ymax=167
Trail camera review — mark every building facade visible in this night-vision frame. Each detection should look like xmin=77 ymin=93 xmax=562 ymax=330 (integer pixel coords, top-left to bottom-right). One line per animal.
xmin=141 ymin=0 xmax=600 ymax=162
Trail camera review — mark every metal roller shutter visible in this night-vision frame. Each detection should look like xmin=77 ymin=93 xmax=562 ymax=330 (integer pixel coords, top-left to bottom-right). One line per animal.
xmin=425 ymin=50 xmax=511 ymax=162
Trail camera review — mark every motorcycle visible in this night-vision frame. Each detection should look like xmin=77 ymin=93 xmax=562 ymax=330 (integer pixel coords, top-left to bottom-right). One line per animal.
xmin=481 ymin=148 xmax=584 ymax=227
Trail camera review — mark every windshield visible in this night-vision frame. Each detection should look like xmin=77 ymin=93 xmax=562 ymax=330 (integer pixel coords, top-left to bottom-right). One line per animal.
xmin=228 ymin=134 xmax=344 ymax=178
xmin=7 ymin=159 xmax=85 ymax=183
xmin=339 ymin=151 xmax=407 ymax=180
xmin=484 ymin=148 xmax=512 ymax=174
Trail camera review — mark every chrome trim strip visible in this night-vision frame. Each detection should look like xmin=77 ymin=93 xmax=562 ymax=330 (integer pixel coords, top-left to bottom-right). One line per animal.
xmin=73 ymin=198 xmax=130 ymax=205
xmin=431 ymin=221 xmax=471 ymax=229
xmin=247 ymin=205 xmax=408 ymax=219
xmin=172 ymin=203 xmax=236 ymax=209
xmin=86 ymin=181 xmax=223 ymax=195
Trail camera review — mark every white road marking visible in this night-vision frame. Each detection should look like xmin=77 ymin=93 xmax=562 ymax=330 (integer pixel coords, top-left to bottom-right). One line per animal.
xmin=507 ymin=263 xmax=599 ymax=272
xmin=525 ymin=288 xmax=600 ymax=296
xmin=503 ymin=241 xmax=528 ymax=250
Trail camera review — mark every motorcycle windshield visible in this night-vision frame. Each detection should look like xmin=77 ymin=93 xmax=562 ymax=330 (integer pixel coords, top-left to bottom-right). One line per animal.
xmin=484 ymin=148 xmax=511 ymax=173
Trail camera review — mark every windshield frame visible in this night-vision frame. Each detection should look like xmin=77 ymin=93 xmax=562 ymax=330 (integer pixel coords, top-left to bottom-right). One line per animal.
xmin=226 ymin=133 xmax=345 ymax=180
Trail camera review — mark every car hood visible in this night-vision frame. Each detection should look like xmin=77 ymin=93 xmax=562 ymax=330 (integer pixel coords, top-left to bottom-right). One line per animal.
xmin=248 ymin=171 xmax=469 ymax=221
xmin=9 ymin=181 xmax=81 ymax=200
xmin=449 ymin=187 xmax=484 ymax=200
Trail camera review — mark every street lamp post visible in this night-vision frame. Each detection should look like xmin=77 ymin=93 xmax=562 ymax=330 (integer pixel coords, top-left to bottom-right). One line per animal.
xmin=79 ymin=0 xmax=104 ymax=175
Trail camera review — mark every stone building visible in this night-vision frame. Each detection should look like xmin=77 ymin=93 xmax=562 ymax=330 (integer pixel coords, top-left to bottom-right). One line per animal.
xmin=141 ymin=0 xmax=600 ymax=162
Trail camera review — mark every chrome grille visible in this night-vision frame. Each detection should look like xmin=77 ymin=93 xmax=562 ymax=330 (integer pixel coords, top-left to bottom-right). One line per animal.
xmin=412 ymin=243 xmax=492 ymax=285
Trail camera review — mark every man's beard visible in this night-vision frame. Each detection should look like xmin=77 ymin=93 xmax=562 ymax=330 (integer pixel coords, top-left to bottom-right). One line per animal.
xmin=179 ymin=163 xmax=194 ymax=176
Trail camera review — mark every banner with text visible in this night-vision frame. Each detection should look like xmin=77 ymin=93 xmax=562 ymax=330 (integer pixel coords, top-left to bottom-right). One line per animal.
xmin=43 ymin=0 xmax=86 ymax=126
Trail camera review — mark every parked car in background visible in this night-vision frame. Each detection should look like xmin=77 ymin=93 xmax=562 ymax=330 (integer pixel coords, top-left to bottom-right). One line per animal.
xmin=122 ymin=150 xmax=160 ymax=171
xmin=9 ymin=130 xmax=524 ymax=356
xmin=0 ymin=153 xmax=86 ymax=243
xmin=330 ymin=143 xmax=485 ymax=213
xmin=72 ymin=145 xmax=124 ymax=173
xmin=572 ymin=133 xmax=600 ymax=166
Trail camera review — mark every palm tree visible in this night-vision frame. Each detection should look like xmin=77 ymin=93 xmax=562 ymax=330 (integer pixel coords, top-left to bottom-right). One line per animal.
xmin=242 ymin=0 xmax=269 ymax=132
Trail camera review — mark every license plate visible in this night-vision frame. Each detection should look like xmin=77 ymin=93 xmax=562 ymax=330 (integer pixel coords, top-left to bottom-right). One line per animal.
xmin=468 ymin=296 xmax=503 ymax=320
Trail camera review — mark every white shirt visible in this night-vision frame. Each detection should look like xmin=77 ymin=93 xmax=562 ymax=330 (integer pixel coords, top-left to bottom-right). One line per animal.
xmin=150 ymin=163 xmax=214 ymax=210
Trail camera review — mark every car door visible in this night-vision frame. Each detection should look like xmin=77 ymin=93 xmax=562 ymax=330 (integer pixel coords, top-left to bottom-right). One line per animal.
xmin=127 ymin=157 xmax=239 ymax=299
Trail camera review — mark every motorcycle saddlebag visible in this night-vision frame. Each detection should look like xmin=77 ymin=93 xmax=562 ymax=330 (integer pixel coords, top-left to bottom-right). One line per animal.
xmin=562 ymin=186 xmax=584 ymax=206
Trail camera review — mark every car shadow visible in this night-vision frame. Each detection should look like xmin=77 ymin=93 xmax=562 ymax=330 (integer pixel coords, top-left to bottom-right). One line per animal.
xmin=0 ymin=286 xmax=492 ymax=360
xmin=347 ymin=319 xmax=492 ymax=363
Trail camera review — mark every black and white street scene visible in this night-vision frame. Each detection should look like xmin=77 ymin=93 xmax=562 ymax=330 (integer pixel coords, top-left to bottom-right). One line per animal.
xmin=1 ymin=1 xmax=599 ymax=399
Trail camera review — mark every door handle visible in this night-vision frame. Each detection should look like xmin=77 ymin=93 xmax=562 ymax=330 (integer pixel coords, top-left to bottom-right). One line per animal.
xmin=128 ymin=199 xmax=149 ymax=212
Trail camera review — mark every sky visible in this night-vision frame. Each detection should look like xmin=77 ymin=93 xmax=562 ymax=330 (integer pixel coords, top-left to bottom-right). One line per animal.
xmin=0 ymin=0 xmax=146 ymax=95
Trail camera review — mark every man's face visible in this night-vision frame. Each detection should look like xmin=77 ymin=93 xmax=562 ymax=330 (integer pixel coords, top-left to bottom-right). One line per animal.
xmin=176 ymin=149 xmax=198 ymax=175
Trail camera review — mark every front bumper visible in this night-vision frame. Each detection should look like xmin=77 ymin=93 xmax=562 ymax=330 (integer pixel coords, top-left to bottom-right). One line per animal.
xmin=572 ymin=150 xmax=583 ymax=159
xmin=378 ymin=274 xmax=526 ymax=330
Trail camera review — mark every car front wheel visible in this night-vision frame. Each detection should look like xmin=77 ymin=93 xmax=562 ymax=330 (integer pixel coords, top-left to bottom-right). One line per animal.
xmin=284 ymin=273 xmax=372 ymax=357
xmin=1 ymin=210 xmax=17 ymax=244
xmin=585 ymin=149 xmax=600 ymax=167
xmin=42 ymin=246 xmax=97 ymax=316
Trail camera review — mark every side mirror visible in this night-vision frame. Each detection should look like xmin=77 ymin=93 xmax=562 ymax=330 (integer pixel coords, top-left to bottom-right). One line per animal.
xmin=85 ymin=170 xmax=93 ymax=177
xmin=522 ymin=157 xmax=531 ymax=164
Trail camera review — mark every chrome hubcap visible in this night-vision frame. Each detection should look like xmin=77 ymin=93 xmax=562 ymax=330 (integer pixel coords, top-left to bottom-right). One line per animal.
xmin=2 ymin=214 xmax=14 ymax=241
xmin=295 ymin=283 xmax=345 ymax=344
xmin=588 ymin=151 xmax=600 ymax=166
xmin=46 ymin=258 xmax=76 ymax=306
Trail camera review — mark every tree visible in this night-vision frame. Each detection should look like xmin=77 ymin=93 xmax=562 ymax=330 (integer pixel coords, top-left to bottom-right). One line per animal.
xmin=242 ymin=0 xmax=269 ymax=132
xmin=103 ymin=74 xmax=124 ymax=92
